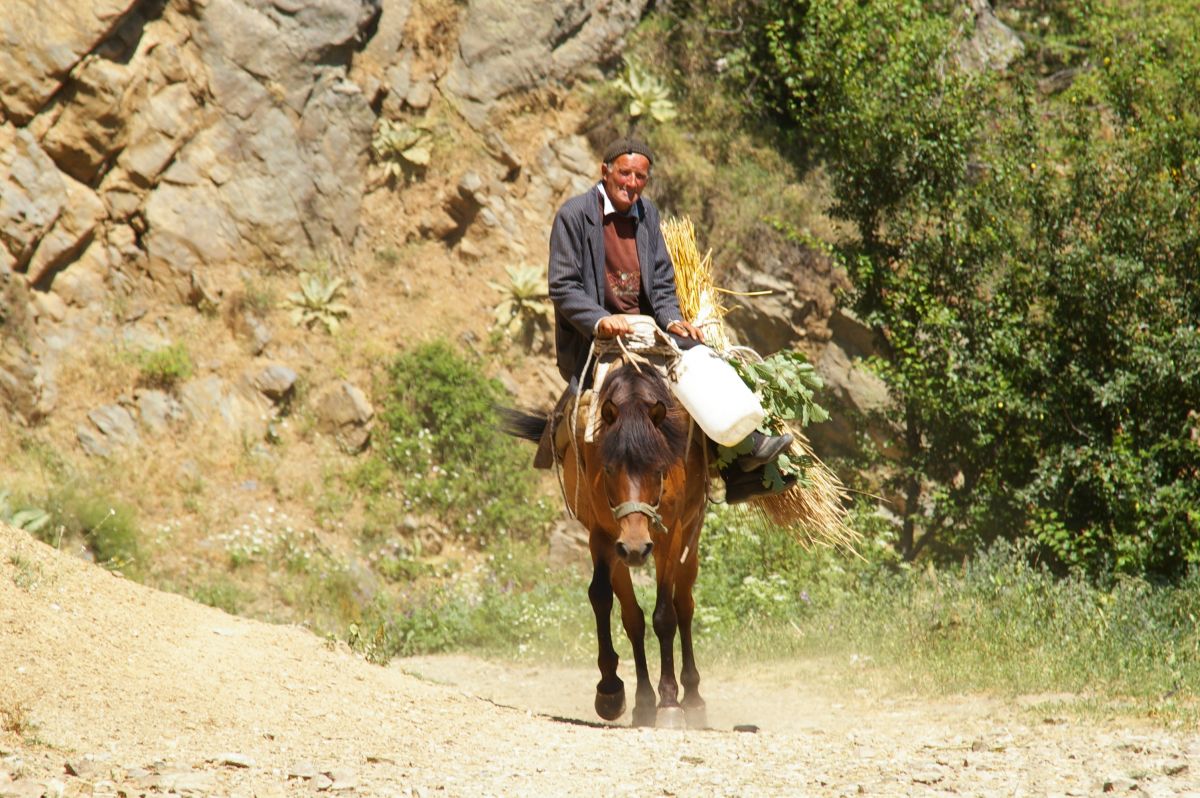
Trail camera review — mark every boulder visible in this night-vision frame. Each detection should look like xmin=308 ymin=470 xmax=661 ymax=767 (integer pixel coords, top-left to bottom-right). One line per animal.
xmin=52 ymin=238 xmax=110 ymax=307
xmin=116 ymin=83 xmax=202 ymax=185
xmin=135 ymin=388 xmax=185 ymax=435
xmin=39 ymin=56 xmax=136 ymax=183
xmin=441 ymin=0 xmax=649 ymax=126
xmin=77 ymin=403 xmax=140 ymax=456
xmin=812 ymin=341 xmax=902 ymax=459
xmin=956 ymin=0 xmax=1024 ymax=74
xmin=0 ymin=126 xmax=70 ymax=271
xmin=24 ymin=175 xmax=106 ymax=288
xmin=241 ymin=363 xmax=298 ymax=403
xmin=0 ymin=272 xmax=51 ymax=423
xmin=179 ymin=374 xmax=271 ymax=439
xmin=316 ymin=380 xmax=374 ymax=452
xmin=0 ymin=0 xmax=141 ymax=123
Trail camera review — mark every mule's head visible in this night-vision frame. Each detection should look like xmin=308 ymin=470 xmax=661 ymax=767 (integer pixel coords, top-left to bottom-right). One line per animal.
xmin=595 ymin=365 xmax=687 ymax=568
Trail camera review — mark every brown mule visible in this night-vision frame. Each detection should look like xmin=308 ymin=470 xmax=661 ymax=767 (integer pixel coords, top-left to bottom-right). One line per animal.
xmin=504 ymin=361 xmax=710 ymax=728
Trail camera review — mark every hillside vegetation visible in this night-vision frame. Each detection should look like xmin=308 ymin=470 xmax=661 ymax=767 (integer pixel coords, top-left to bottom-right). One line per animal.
xmin=633 ymin=0 xmax=1200 ymax=579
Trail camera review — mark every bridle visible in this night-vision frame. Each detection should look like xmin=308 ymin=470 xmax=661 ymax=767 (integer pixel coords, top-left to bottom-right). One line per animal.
xmin=607 ymin=472 xmax=666 ymax=534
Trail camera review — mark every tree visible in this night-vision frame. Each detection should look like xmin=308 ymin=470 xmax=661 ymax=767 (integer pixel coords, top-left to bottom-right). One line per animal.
xmin=722 ymin=0 xmax=1200 ymax=577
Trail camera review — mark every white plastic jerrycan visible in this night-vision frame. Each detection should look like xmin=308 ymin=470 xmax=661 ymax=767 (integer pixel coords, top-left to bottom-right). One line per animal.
xmin=668 ymin=345 xmax=765 ymax=447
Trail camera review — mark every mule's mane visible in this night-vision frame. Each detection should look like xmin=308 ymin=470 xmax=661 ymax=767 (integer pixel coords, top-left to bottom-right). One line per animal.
xmin=597 ymin=363 xmax=688 ymax=478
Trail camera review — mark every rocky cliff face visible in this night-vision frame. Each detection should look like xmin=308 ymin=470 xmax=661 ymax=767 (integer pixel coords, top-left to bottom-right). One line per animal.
xmin=3 ymin=0 xmax=378 ymax=298
xmin=0 ymin=0 xmax=650 ymax=436
xmin=3 ymin=0 xmax=983 ymax=470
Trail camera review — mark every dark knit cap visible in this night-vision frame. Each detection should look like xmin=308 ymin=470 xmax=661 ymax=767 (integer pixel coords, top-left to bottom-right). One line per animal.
xmin=602 ymin=136 xmax=655 ymax=166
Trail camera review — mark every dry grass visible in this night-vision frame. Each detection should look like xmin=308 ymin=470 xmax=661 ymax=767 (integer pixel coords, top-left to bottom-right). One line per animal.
xmin=662 ymin=216 xmax=858 ymax=553
xmin=0 ymin=694 xmax=35 ymax=737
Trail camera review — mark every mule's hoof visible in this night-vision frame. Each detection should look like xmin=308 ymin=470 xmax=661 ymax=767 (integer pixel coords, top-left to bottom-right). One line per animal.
xmin=684 ymin=705 xmax=708 ymax=729
xmin=632 ymin=702 xmax=656 ymax=728
xmin=656 ymin=705 xmax=686 ymax=730
xmin=595 ymin=688 xmax=627 ymax=721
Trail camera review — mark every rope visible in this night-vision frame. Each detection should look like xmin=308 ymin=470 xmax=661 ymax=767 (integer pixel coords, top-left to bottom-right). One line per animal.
xmin=679 ymin=415 xmax=706 ymax=564
xmin=554 ymin=320 xmax=689 ymax=527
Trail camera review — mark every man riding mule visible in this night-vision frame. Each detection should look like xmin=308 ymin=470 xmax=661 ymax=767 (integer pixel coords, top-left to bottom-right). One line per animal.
xmin=504 ymin=137 xmax=795 ymax=728
xmin=544 ymin=135 xmax=792 ymax=475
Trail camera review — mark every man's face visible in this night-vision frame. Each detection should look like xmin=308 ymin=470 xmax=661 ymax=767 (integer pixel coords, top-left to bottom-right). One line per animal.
xmin=601 ymin=153 xmax=651 ymax=213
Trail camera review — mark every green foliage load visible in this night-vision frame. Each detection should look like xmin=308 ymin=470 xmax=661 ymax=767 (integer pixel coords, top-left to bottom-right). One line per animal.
xmin=702 ymin=0 xmax=1200 ymax=578
xmin=719 ymin=350 xmax=829 ymax=492
xmin=375 ymin=340 xmax=551 ymax=539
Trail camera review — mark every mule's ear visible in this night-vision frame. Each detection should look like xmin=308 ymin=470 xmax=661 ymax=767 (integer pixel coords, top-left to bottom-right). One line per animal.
xmin=601 ymin=399 xmax=619 ymax=425
xmin=649 ymin=400 xmax=666 ymax=427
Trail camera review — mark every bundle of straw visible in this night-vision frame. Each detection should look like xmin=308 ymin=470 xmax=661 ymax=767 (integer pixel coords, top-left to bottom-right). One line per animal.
xmin=661 ymin=215 xmax=859 ymax=552
xmin=662 ymin=216 xmax=731 ymax=352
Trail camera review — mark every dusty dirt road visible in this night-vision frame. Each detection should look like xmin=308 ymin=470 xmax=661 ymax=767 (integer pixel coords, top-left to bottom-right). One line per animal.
xmin=2 ymin=524 xmax=1197 ymax=797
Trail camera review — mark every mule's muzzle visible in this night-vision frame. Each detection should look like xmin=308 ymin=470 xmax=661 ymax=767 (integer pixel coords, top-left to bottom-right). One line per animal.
xmin=615 ymin=539 xmax=653 ymax=567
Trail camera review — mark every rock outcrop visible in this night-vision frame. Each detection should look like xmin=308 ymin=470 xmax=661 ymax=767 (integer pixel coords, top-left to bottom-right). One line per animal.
xmin=441 ymin=0 xmax=651 ymax=126
xmin=2 ymin=0 xmax=648 ymax=443
xmin=2 ymin=0 xmax=379 ymax=306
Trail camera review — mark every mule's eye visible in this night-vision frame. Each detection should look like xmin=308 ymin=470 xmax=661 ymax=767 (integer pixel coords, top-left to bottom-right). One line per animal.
xmin=601 ymin=399 xmax=618 ymax=425
xmin=649 ymin=400 xmax=666 ymax=426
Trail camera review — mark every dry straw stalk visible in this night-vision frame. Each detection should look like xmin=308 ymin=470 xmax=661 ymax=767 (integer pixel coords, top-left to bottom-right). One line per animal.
xmin=661 ymin=215 xmax=858 ymax=552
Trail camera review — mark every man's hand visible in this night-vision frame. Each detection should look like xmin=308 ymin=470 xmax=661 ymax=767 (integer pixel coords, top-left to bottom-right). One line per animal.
xmin=596 ymin=315 xmax=634 ymax=338
xmin=667 ymin=319 xmax=705 ymax=342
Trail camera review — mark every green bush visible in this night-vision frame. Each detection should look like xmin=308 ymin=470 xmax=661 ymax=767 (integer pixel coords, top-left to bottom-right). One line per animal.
xmin=138 ymin=343 xmax=194 ymax=390
xmin=349 ymin=538 xmax=589 ymax=664
xmin=41 ymin=489 xmax=143 ymax=578
xmin=373 ymin=340 xmax=552 ymax=539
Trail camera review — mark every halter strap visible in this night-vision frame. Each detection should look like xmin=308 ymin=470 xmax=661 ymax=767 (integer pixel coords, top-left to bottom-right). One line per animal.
xmin=608 ymin=471 xmax=666 ymax=533
xmin=611 ymin=500 xmax=665 ymax=533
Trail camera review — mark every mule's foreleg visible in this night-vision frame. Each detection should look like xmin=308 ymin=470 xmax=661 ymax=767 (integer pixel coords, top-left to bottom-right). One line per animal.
xmin=675 ymin=544 xmax=707 ymax=729
xmin=651 ymin=579 xmax=685 ymax=728
xmin=588 ymin=556 xmax=625 ymax=721
xmin=609 ymin=559 xmax=656 ymax=727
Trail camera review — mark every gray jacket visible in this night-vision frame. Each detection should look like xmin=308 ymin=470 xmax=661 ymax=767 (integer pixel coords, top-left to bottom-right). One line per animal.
xmin=547 ymin=188 xmax=684 ymax=386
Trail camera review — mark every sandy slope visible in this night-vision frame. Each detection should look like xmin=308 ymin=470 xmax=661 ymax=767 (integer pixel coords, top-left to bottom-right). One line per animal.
xmin=2 ymin=523 xmax=1197 ymax=798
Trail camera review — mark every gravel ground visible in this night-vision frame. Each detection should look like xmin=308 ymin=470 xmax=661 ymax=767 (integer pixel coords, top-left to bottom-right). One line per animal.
xmin=2 ymin=523 xmax=1197 ymax=797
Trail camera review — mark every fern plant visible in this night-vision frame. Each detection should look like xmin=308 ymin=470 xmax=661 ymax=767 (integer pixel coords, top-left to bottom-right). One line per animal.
xmin=613 ymin=57 xmax=678 ymax=123
xmin=489 ymin=265 xmax=552 ymax=351
xmin=372 ymin=119 xmax=433 ymax=181
xmin=286 ymin=272 xmax=350 ymax=334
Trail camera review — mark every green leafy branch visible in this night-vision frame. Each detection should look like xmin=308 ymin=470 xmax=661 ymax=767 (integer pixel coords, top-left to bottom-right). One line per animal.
xmin=732 ymin=349 xmax=830 ymax=429
xmin=716 ymin=350 xmax=830 ymax=491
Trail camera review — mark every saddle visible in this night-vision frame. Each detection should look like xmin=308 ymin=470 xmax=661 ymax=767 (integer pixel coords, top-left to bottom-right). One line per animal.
xmin=536 ymin=316 xmax=678 ymax=469
xmin=532 ymin=386 xmax=577 ymax=469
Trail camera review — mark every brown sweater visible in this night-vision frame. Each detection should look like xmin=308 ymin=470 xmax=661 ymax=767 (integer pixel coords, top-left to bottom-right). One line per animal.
xmin=602 ymin=199 xmax=647 ymax=314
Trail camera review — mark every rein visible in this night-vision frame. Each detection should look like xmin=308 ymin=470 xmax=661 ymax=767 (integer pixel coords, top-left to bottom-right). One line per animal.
xmin=559 ymin=323 xmax=684 ymax=523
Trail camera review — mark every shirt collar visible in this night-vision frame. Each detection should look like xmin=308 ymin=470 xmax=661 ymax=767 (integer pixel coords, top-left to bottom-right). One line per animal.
xmin=596 ymin=183 xmax=642 ymax=221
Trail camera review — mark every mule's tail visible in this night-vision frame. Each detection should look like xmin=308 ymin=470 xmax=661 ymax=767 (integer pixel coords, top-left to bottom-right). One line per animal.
xmin=497 ymin=406 xmax=547 ymax=443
